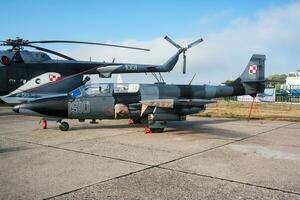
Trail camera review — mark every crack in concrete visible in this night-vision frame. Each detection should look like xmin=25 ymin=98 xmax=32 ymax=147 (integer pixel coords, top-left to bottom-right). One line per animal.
xmin=43 ymin=166 xmax=155 ymax=200
xmin=158 ymin=166 xmax=300 ymax=196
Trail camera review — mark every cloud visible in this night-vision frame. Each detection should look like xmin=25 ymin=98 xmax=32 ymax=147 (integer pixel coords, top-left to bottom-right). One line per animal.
xmin=67 ymin=2 xmax=300 ymax=84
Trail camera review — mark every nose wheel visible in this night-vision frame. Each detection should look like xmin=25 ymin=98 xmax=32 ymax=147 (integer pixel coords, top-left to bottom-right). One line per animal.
xmin=145 ymin=120 xmax=166 ymax=133
xmin=58 ymin=121 xmax=69 ymax=131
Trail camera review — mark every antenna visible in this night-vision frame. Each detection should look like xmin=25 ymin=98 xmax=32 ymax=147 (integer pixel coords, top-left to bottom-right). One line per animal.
xmin=188 ymin=73 xmax=197 ymax=85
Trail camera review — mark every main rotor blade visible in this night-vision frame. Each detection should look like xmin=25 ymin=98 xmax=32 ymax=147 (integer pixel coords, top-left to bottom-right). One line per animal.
xmin=164 ymin=36 xmax=181 ymax=49
xmin=187 ymin=38 xmax=203 ymax=49
xmin=0 ymin=41 xmax=10 ymax=46
xmin=28 ymin=40 xmax=150 ymax=51
xmin=24 ymin=44 xmax=76 ymax=61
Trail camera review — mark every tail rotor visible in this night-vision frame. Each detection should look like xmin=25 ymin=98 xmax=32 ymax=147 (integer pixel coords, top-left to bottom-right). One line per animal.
xmin=164 ymin=36 xmax=203 ymax=74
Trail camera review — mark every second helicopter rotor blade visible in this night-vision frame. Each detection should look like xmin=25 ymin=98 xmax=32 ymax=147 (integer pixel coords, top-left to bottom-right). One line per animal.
xmin=28 ymin=40 xmax=150 ymax=51
xmin=187 ymin=38 xmax=203 ymax=49
xmin=164 ymin=36 xmax=181 ymax=49
xmin=24 ymin=44 xmax=76 ymax=61
xmin=183 ymin=54 xmax=187 ymax=74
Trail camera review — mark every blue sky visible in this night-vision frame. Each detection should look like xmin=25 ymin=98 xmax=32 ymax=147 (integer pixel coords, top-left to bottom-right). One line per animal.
xmin=2 ymin=0 xmax=296 ymax=40
xmin=2 ymin=0 xmax=300 ymax=84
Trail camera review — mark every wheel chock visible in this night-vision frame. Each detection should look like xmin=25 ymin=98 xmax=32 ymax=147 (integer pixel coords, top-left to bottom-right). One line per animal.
xmin=128 ymin=119 xmax=134 ymax=126
xmin=41 ymin=119 xmax=47 ymax=129
xmin=144 ymin=127 xmax=152 ymax=134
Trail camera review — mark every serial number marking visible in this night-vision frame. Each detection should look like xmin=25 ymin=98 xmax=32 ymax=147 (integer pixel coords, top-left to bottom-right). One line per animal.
xmin=124 ymin=64 xmax=138 ymax=71
xmin=68 ymin=100 xmax=90 ymax=114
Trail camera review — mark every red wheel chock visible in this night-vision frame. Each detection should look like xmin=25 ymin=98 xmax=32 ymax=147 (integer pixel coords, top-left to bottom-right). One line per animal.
xmin=144 ymin=127 xmax=152 ymax=134
xmin=128 ymin=119 xmax=134 ymax=126
xmin=41 ymin=119 xmax=47 ymax=129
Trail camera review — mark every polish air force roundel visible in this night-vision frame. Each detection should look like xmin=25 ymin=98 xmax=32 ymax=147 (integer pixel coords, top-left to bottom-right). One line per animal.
xmin=248 ymin=64 xmax=257 ymax=75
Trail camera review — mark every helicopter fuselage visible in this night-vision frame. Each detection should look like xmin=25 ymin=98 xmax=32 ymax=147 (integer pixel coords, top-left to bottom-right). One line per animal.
xmin=0 ymin=50 xmax=101 ymax=96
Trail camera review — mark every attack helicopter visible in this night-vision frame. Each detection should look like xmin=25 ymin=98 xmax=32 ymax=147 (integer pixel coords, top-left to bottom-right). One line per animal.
xmin=0 ymin=36 xmax=203 ymax=104
xmin=0 ymin=36 xmax=203 ymax=99
xmin=12 ymin=52 xmax=266 ymax=133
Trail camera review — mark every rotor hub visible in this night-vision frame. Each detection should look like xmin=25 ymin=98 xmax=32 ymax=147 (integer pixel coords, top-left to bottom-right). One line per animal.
xmin=2 ymin=38 xmax=28 ymax=50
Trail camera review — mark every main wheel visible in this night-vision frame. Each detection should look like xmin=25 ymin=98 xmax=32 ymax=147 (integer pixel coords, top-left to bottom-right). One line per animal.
xmin=133 ymin=118 xmax=142 ymax=124
xmin=59 ymin=122 xmax=69 ymax=131
xmin=150 ymin=128 xmax=164 ymax=133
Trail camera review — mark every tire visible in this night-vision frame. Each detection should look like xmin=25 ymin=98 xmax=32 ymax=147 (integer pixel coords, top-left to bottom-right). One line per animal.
xmin=59 ymin=122 xmax=69 ymax=131
xmin=150 ymin=128 xmax=164 ymax=133
xmin=133 ymin=118 xmax=142 ymax=124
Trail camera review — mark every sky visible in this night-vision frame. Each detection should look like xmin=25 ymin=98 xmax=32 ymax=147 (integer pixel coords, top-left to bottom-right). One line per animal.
xmin=1 ymin=0 xmax=300 ymax=84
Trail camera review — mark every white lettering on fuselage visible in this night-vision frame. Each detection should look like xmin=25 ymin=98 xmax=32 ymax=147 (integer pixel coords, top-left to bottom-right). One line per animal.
xmin=68 ymin=100 xmax=90 ymax=114
xmin=124 ymin=64 xmax=138 ymax=71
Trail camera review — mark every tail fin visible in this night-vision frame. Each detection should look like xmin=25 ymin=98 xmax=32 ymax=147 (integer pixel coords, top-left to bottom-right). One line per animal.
xmin=239 ymin=54 xmax=265 ymax=83
xmin=233 ymin=54 xmax=266 ymax=95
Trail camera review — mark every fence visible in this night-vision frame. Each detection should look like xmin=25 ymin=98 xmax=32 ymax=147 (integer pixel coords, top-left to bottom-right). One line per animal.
xmin=275 ymin=95 xmax=300 ymax=103
xmin=221 ymin=95 xmax=300 ymax=103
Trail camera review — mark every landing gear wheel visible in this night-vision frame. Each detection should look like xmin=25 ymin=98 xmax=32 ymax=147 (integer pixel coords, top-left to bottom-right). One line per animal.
xmin=133 ymin=118 xmax=142 ymax=124
xmin=59 ymin=122 xmax=69 ymax=131
xmin=150 ymin=128 xmax=164 ymax=133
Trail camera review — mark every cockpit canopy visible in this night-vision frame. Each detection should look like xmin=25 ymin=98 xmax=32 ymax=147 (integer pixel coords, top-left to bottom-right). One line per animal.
xmin=20 ymin=51 xmax=51 ymax=62
xmin=70 ymin=83 xmax=140 ymax=97
xmin=0 ymin=50 xmax=51 ymax=65
xmin=114 ymin=83 xmax=139 ymax=93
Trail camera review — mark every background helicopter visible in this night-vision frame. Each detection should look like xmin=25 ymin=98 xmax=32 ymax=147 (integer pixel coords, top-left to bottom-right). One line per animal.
xmin=0 ymin=36 xmax=203 ymax=98
xmin=0 ymin=36 xmax=203 ymax=104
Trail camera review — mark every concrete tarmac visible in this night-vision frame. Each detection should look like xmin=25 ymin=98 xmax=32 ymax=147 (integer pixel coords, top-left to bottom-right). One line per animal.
xmin=0 ymin=107 xmax=299 ymax=200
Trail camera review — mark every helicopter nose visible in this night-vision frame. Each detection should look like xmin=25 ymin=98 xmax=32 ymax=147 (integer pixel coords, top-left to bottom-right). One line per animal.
xmin=12 ymin=105 xmax=20 ymax=113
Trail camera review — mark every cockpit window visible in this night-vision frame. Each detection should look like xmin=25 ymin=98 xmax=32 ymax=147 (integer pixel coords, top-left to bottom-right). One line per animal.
xmin=84 ymin=84 xmax=110 ymax=96
xmin=114 ymin=83 xmax=139 ymax=93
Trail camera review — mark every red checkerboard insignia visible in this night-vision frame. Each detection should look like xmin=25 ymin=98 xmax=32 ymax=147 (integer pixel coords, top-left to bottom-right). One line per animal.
xmin=48 ymin=74 xmax=61 ymax=82
xmin=248 ymin=64 xmax=257 ymax=75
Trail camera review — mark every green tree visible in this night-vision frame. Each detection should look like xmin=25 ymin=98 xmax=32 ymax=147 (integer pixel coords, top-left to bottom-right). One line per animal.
xmin=223 ymin=80 xmax=235 ymax=86
xmin=266 ymin=74 xmax=287 ymax=91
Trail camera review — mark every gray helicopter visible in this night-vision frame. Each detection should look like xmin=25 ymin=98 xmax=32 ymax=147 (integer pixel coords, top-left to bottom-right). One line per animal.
xmin=12 ymin=52 xmax=266 ymax=133
xmin=0 ymin=36 xmax=203 ymax=99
